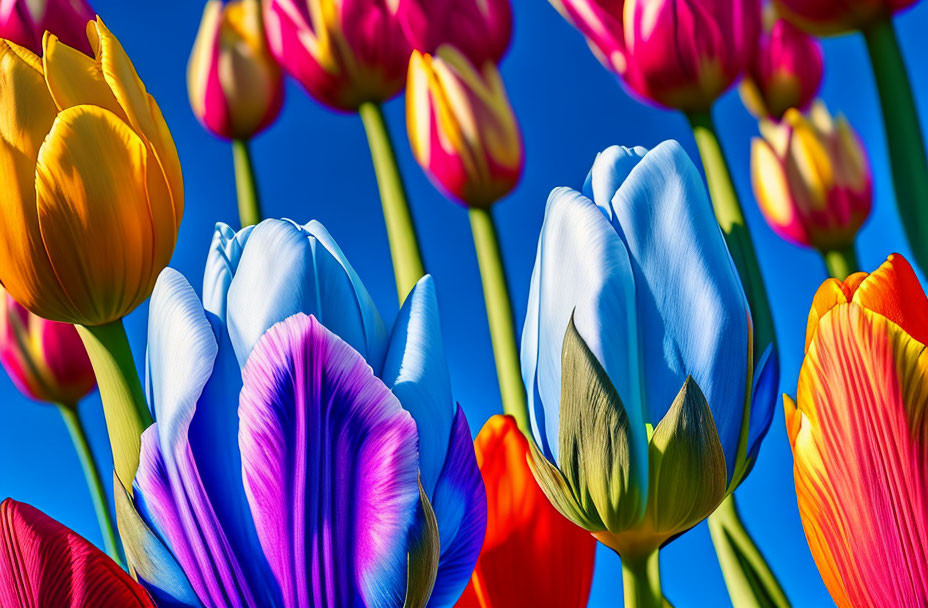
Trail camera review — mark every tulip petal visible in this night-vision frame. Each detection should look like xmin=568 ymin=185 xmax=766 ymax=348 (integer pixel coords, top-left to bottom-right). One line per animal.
xmin=851 ymin=253 xmax=928 ymax=346
xmin=460 ymin=415 xmax=595 ymax=608
xmin=793 ymin=303 xmax=928 ymax=607
xmin=139 ymin=268 xmax=273 ymax=607
xmin=382 ymin=275 xmax=454 ymax=495
xmin=745 ymin=344 xmax=778 ymax=471
xmin=226 ymin=219 xmax=387 ymax=369
xmin=239 ymin=313 xmax=420 ymax=608
xmin=0 ymin=41 xmax=76 ymax=321
xmin=557 ymin=316 xmax=644 ymax=532
xmin=203 ymin=222 xmax=255 ymax=322
xmin=34 ymin=104 xmax=162 ymax=325
xmin=521 ymin=186 xmax=646 ymax=500
xmin=427 ymin=405 xmax=486 ymax=607
xmin=114 ymin=475 xmax=203 ymax=607
xmin=0 ymin=498 xmax=156 ymax=607
xmin=607 ymin=140 xmax=750 ymax=480
xmin=582 ymin=145 xmax=647 ymax=221
xmin=647 ymin=378 xmax=727 ymax=534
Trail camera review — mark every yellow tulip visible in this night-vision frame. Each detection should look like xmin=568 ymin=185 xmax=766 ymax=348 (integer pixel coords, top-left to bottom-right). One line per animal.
xmin=0 ymin=18 xmax=183 ymax=326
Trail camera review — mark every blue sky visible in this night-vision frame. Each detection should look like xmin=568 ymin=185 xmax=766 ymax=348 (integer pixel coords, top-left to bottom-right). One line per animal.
xmin=2 ymin=1 xmax=928 ymax=606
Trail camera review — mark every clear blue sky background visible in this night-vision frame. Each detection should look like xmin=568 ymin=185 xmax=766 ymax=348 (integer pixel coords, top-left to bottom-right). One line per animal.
xmin=2 ymin=1 xmax=928 ymax=606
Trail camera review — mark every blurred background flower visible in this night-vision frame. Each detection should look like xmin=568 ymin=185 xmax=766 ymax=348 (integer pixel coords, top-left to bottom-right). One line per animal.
xmin=0 ymin=0 xmax=94 ymax=55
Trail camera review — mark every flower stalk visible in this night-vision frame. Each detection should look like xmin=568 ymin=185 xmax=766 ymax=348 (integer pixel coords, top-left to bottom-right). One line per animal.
xmin=822 ymin=246 xmax=860 ymax=280
xmin=76 ymin=321 xmax=152 ymax=493
xmin=468 ymin=207 xmax=530 ymax=432
xmin=359 ymin=101 xmax=426 ymax=304
xmin=622 ymin=550 xmax=663 ymax=608
xmin=232 ymin=138 xmax=263 ymax=228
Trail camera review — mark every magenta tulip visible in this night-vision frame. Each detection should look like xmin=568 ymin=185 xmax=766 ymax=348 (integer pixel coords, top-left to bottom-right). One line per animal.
xmin=550 ymin=0 xmax=761 ymax=111
xmin=0 ymin=0 xmax=94 ymax=55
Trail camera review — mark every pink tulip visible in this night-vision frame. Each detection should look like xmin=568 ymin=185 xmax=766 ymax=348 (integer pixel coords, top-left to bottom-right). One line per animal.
xmin=775 ymin=0 xmax=918 ymax=35
xmin=407 ymin=45 xmax=523 ymax=207
xmin=741 ymin=18 xmax=824 ymax=120
xmin=400 ymin=0 xmax=512 ymax=67
xmin=0 ymin=286 xmax=95 ymax=407
xmin=0 ymin=0 xmax=94 ymax=55
xmin=550 ymin=0 xmax=761 ymax=111
xmin=188 ymin=0 xmax=284 ymax=140
xmin=263 ymin=0 xmax=414 ymax=110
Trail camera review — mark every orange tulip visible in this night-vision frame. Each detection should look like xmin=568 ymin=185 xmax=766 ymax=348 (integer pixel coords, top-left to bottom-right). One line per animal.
xmin=456 ymin=415 xmax=595 ymax=608
xmin=786 ymin=253 xmax=928 ymax=608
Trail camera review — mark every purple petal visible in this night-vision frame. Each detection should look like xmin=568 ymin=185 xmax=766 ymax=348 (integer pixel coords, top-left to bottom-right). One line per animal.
xmin=426 ymin=406 xmax=487 ymax=607
xmin=239 ymin=313 xmax=420 ymax=608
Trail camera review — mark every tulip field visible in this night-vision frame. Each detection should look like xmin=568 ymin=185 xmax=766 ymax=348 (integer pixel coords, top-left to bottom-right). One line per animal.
xmin=1 ymin=0 xmax=927 ymax=607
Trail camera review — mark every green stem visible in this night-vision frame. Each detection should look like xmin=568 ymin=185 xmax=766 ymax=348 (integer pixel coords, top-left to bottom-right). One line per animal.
xmin=232 ymin=138 xmax=262 ymax=228
xmin=76 ymin=321 xmax=152 ymax=493
xmin=863 ymin=18 xmax=928 ymax=274
xmin=359 ymin=101 xmax=426 ymax=304
xmin=622 ymin=550 xmax=663 ymax=608
xmin=57 ymin=404 xmax=121 ymax=562
xmin=468 ymin=207 xmax=530 ymax=433
xmin=708 ymin=495 xmax=790 ymax=608
xmin=821 ymin=245 xmax=860 ymax=280
xmin=686 ymin=110 xmax=776 ymax=363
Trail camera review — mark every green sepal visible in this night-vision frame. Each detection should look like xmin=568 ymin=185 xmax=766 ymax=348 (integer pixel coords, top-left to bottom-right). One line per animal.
xmin=647 ymin=377 xmax=727 ymax=534
xmin=404 ymin=478 xmax=441 ymax=608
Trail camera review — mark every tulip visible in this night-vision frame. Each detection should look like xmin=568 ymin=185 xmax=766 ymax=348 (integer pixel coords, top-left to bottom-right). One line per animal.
xmin=0 ymin=286 xmax=118 ymax=560
xmin=188 ymin=0 xmax=283 ymax=227
xmin=188 ymin=0 xmax=283 ymax=140
xmin=400 ymin=0 xmax=512 ymax=67
xmin=786 ymin=253 xmax=928 ymax=608
xmin=0 ymin=286 xmax=94 ymax=407
xmin=118 ymin=219 xmax=486 ymax=607
xmin=407 ymin=45 xmax=522 ymax=209
xmin=740 ymin=18 xmax=824 ymax=120
xmin=774 ymin=0 xmax=917 ymax=35
xmin=0 ymin=0 xmax=94 ymax=55
xmin=456 ymin=415 xmax=595 ymax=608
xmin=0 ymin=498 xmax=154 ymax=607
xmin=522 ymin=142 xmax=778 ymax=607
xmin=549 ymin=0 xmax=760 ymax=111
xmin=752 ymin=102 xmax=871 ymax=277
xmin=0 ymin=18 xmax=180 ymax=498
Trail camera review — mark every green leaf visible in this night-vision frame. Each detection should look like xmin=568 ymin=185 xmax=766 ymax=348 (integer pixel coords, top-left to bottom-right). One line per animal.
xmin=557 ymin=315 xmax=645 ymax=532
xmin=647 ymin=378 xmax=727 ymax=535
xmin=404 ymin=478 xmax=441 ymax=608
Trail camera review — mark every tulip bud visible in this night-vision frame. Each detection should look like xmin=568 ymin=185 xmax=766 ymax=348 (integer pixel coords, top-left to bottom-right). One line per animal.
xmin=740 ymin=17 xmax=824 ymax=120
xmin=400 ymin=0 xmax=512 ymax=66
xmin=550 ymin=0 xmax=761 ymax=111
xmin=774 ymin=0 xmax=918 ymax=35
xmin=407 ymin=45 xmax=522 ymax=207
xmin=0 ymin=18 xmax=183 ymax=326
xmin=0 ymin=0 xmax=94 ymax=55
xmin=263 ymin=0 xmax=412 ymax=110
xmin=751 ymin=101 xmax=871 ymax=251
xmin=188 ymin=0 xmax=283 ymax=140
xmin=0 ymin=286 xmax=95 ymax=407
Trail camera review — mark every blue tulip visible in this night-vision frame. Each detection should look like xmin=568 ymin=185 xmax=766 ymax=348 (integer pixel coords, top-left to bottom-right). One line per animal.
xmin=118 ymin=219 xmax=486 ymax=607
xmin=522 ymin=141 xmax=776 ymax=558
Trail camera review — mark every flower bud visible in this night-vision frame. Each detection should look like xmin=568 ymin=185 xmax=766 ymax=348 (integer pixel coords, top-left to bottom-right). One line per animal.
xmin=775 ymin=0 xmax=918 ymax=35
xmin=0 ymin=19 xmax=183 ymax=325
xmin=0 ymin=0 xmax=94 ymax=55
xmin=0 ymin=286 xmax=95 ymax=407
xmin=188 ymin=0 xmax=283 ymax=140
xmin=752 ymin=101 xmax=871 ymax=251
xmin=400 ymin=0 xmax=512 ymax=66
xmin=740 ymin=18 xmax=824 ymax=120
xmin=407 ymin=45 xmax=522 ymax=207
xmin=550 ymin=0 xmax=761 ymax=111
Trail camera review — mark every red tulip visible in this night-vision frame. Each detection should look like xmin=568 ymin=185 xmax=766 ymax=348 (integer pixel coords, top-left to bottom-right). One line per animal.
xmin=455 ymin=415 xmax=595 ymax=608
xmin=0 ymin=498 xmax=154 ymax=607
